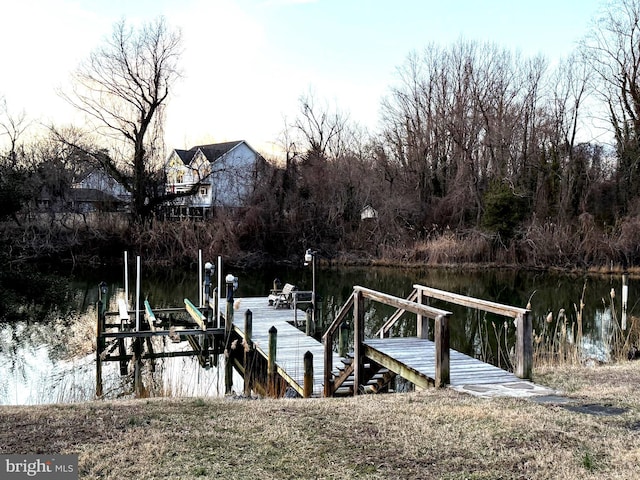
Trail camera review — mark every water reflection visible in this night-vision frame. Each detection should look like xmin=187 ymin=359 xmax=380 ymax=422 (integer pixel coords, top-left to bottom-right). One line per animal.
xmin=0 ymin=265 xmax=635 ymax=405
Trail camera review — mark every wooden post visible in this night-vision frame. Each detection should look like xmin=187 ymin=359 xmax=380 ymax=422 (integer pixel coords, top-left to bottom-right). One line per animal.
xmin=225 ymin=278 xmax=235 ymax=395
xmin=435 ymin=314 xmax=450 ymax=387
xmin=303 ymin=351 xmax=313 ymax=398
xmin=338 ymin=321 xmax=349 ymax=357
xmin=133 ymin=337 xmax=144 ymax=396
xmin=416 ymin=288 xmax=429 ymax=339
xmin=622 ymin=272 xmax=629 ymax=331
xmin=305 ymin=308 xmax=312 ymax=336
xmin=315 ymin=301 xmax=322 ymax=336
xmin=323 ymin=332 xmax=334 ymax=397
xmin=244 ymin=310 xmax=253 ymax=397
xmin=515 ymin=311 xmax=533 ymax=380
xmin=268 ymin=326 xmax=277 ymax=396
xmin=217 ymin=256 xmax=223 ymax=328
xmin=96 ymin=299 xmax=104 ymax=397
xmin=353 ymin=289 xmax=364 ymax=395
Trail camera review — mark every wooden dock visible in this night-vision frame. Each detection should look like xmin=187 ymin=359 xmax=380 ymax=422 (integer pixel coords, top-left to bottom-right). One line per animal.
xmin=225 ymin=285 xmax=553 ymax=398
xmin=228 ymin=297 xmax=346 ymax=397
xmin=96 ymin=277 xmax=554 ymax=399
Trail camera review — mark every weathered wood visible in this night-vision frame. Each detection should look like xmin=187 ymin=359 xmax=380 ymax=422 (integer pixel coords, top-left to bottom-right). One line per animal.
xmin=355 ymin=286 xmax=451 ymax=320
xmin=323 ymin=292 xmax=355 ymax=397
xmin=364 ymin=337 xmax=525 ymax=389
xmin=415 ymin=284 xmax=532 ymax=382
xmin=416 ymin=288 xmax=429 ymax=339
xmin=303 ymin=351 xmax=313 ymax=398
xmin=323 ymin=335 xmax=335 ymax=397
xmin=376 ymin=289 xmax=419 ymax=338
xmin=133 ymin=337 xmax=143 ymax=396
xmin=144 ymin=300 xmax=157 ymax=333
xmin=101 ymin=349 xmax=222 ymax=362
xmin=101 ymin=328 xmax=224 ymax=339
xmin=184 ymin=298 xmax=207 ymax=331
xmin=305 ymin=308 xmax=312 ymax=336
xmin=353 ymin=289 xmax=365 ymax=396
xmin=268 ymin=326 xmax=277 ymax=396
xmin=244 ymin=310 xmax=253 ymax=397
xmin=515 ymin=311 xmax=533 ymax=380
xmin=414 ymin=285 xmax=528 ymax=318
xmin=435 ymin=315 xmax=450 ymax=387
xmin=363 ymin=345 xmax=432 ymax=389
xmin=96 ymin=299 xmax=105 ymax=398
xmin=338 ymin=321 xmax=349 ymax=357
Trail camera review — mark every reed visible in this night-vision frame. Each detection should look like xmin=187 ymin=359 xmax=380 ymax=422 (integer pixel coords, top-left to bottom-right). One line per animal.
xmin=533 ymin=279 xmax=640 ymax=368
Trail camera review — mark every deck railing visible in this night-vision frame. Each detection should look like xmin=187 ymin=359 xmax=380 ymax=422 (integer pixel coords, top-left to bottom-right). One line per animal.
xmin=322 ymin=286 xmax=452 ymax=396
xmin=412 ymin=284 xmax=532 ymax=380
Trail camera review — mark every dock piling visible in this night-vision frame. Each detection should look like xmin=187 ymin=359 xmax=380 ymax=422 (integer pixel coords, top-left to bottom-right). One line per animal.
xmin=338 ymin=321 xmax=349 ymax=357
xmin=435 ymin=314 xmax=450 ymax=387
xmin=244 ymin=310 xmax=253 ymax=397
xmin=268 ymin=326 xmax=277 ymax=396
xmin=224 ymin=275 xmax=236 ymax=394
xmin=303 ymin=351 xmax=313 ymax=398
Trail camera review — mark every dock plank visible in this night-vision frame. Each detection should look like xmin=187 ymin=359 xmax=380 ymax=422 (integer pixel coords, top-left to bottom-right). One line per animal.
xmin=364 ymin=337 xmax=524 ymax=389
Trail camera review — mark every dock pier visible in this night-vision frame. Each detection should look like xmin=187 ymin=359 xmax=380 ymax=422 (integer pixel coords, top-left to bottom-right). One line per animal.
xmin=96 ymin=268 xmax=554 ymax=399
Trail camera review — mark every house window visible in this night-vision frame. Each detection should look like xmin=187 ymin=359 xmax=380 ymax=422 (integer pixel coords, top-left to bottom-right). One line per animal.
xmin=200 ymin=187 xmax=208 ymax=196
xmin=176 ymin=171 xmax=184 ymax=183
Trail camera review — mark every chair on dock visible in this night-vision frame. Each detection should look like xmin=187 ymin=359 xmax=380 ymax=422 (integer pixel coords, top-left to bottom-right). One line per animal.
xmin=268 ymin=283 xmax=297 ymax=309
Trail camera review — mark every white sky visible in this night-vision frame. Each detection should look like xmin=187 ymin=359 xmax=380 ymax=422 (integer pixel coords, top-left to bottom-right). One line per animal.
xmin=0 ymin=0 xmax=604 ymax=157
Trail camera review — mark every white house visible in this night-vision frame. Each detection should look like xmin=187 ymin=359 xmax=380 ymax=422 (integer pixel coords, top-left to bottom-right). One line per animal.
xmin=65 ymin=169 xmax=131 ymax=212
xmin=73 ymin=170 xmax=130 ymax=201
xmin=165 ymin=140 xmax=263 ymax=215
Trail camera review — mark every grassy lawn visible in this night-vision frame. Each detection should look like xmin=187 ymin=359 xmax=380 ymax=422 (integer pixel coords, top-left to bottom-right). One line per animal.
xmin=1 ymin=363 xmax=639 ymax=479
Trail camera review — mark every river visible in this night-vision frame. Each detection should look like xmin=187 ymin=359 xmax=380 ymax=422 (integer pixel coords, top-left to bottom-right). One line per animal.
xmin=0 ymin=261 xmax=635 ymax=405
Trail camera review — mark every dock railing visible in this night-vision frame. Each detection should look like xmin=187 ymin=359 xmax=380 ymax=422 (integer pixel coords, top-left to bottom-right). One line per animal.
xmin=323 ymin=286 xmax=452 ymax=396
xmin=376 ymin=285 xmax=533 ymax=380
xmin=413 ymin=285 xmax=533 ymax=380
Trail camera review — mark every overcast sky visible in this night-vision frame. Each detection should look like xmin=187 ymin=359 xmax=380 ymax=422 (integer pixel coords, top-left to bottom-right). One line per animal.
xmin=0 ymin=0 xmax=604 ymax=156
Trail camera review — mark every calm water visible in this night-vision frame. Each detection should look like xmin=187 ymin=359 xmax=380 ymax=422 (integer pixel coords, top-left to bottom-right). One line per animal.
xmin=0 ymin=262 xmax=634 ymax=405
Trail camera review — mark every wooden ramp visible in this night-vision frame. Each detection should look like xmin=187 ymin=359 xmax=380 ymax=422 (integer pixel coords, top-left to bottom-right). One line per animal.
xmin=223 ymin=288 xmax=555 ymax=399
xmin=230 ymin=297 xmax=346 ymax=397
xmin=364 ymin=337 xmax=555 ymax=398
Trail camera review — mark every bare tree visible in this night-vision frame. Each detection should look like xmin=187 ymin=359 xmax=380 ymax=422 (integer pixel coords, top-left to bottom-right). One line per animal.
xmin=59 ymin=17 xmax=183 ymax=220
xmin=0 ymin=98 xmax=30 ymax=165
xmin=581 ymin=0 xmax=640 ymax=206
xmin=291 ymin=91 xmax=352 ymax=162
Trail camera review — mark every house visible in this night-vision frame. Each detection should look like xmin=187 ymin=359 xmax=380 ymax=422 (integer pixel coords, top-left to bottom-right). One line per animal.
xmin=70 ymin=169 xmax=130 ymax=212
xmin=35 ymin=168 xmax=130 ymax=213
xmin=164 ymin=140 xmax=263 ymax=217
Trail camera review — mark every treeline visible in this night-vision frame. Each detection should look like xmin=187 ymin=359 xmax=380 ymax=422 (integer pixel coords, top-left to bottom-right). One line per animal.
xmin=238 ymin=1 xmax=640 ymax=268
xmin=3 ymin=1 xmax=640 ymax=269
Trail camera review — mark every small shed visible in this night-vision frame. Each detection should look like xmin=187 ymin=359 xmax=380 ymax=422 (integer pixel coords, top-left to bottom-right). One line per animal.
xmin=360 ymin=204 xmax=378 ymax=220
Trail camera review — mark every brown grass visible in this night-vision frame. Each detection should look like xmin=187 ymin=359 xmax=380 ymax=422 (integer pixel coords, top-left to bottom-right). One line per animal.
xmin=2 ymin=363 xmax=640 ymax=479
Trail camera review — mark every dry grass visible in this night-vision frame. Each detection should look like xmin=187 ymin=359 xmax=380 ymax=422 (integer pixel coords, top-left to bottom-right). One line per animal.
xmin=1 ymin=363 xmax=640 ymax=479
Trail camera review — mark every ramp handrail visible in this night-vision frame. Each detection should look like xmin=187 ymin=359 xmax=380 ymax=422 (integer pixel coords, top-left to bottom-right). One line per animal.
xmin=413 ymin=284 xmax=532 ymax=380
xmin=323 ymin=286 xmax=453 ymax=396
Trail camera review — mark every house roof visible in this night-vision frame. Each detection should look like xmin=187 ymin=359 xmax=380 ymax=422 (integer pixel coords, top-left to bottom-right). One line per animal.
xmin=70 ymin=188 xmax=124 ymax=204
xmin=173 ymin=141 xmax=246 ymax=165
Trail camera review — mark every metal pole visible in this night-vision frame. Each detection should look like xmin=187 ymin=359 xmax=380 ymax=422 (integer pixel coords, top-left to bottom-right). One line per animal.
xmin=124 ymin=250 xmax=129 ymax=305
xmin=198 ymin=249 xmax=203 ymax=308
xmin=312 ymin=254 xmax=316 ymax=328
